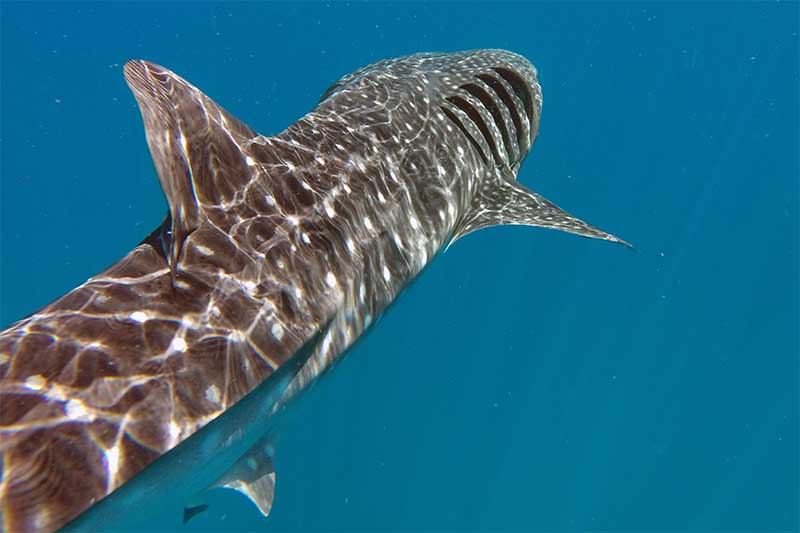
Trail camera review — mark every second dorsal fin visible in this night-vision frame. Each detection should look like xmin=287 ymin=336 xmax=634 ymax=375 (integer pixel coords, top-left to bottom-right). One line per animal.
xmin=124 ymin=60 xmax=259 ymax=272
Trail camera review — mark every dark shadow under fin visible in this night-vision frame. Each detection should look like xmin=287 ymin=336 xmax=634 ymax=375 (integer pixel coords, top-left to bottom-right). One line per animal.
xmin=123 ymin=60 xmax=258 ymax=277
xmin=449 ymin=172 xmax=633 ymax=249
xmin=182 ymin=504 xmax=209 ymax=524
xmin=139 ymin=210 xmax=173 ymax=262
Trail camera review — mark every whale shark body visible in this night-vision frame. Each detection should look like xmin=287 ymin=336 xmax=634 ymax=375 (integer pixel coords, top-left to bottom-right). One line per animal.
xmin=0 ymin=49 xmax=628 ymax=531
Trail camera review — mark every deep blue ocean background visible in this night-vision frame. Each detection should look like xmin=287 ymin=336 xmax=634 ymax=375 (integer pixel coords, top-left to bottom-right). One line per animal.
xmin=1 ymin=2 xmax=797 ymax=531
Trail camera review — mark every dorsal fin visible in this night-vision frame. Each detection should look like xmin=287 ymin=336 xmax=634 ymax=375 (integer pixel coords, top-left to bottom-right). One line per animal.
xmin=123 ymin=60 xmax=258 ymax=273
xmin=450 ymin=171 xmax=632 ymax=248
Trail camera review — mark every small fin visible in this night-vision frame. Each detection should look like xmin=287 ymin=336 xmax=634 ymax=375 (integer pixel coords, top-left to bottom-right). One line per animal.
xmin=180 ymin=322 xmax=330 ymax=519
xmin=182 ymin=504 xmax=209 ymax=524
xmin=221 ymin=473 xmax=276 ymax=517
xmin=449 ymin=172 xmax=632 ymax=249
xmin=215 ymin=431 xmax=278 ymax=517
xmin=123 ymin=60 xmax=258 ymax=274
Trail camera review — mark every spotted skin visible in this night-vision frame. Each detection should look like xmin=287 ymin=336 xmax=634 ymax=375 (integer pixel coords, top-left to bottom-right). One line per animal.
xmin=0 ymin=49 xmax=626 ymax=532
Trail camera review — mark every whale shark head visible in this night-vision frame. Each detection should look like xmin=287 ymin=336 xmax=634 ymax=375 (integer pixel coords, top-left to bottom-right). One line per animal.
xmin=310 ymin=49 xmax=628 ymax=248
xmin=320 ymin=49 xmax=542 ymax=173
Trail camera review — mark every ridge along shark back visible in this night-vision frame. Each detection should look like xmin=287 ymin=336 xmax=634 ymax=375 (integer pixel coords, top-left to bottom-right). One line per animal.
xmin=0 ymin=49 xmax=630 ymax=531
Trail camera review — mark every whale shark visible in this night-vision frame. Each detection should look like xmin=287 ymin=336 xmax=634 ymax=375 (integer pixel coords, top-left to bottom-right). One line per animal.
xmin=0 ymin=49 xmax=629 ymax=531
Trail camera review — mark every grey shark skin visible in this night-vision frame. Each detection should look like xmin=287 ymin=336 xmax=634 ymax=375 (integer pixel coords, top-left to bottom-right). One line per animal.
xmin=0 ymin=49 xmax=628 ymax=531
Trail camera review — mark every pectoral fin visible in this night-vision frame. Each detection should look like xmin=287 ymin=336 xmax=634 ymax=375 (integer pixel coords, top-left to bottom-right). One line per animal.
xmin=219 ymin=470 xmax=276 ymax=517
xmin=450 ymin=172 xmax=632 ymax=248
xmin=182 ymin=432 xmax=277 ymax=522
xmin=180 ymin=321 xmax=331 ymax=523
xmin=215 ymin=431 xmax=278 ymax=517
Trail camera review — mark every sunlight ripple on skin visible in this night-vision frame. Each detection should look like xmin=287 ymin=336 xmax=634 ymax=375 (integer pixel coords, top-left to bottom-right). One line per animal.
xmin=0 ymin=49 xmax=629 ymax=532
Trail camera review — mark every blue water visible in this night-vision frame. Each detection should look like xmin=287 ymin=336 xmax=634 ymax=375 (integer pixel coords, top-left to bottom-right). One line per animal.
xmin=1 ymin=2 xmax=797 ymax=531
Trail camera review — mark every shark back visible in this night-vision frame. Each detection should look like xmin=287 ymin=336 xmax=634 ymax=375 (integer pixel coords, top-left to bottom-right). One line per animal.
xmin=1 ymin=49 xmax=628 ymax=532
xmin=0 ymin=61 xmax=336 ymax=531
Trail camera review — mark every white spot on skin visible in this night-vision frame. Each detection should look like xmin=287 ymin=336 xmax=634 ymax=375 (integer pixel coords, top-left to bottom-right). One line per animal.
xmin=286 ymin=161 xmax=295 ymax=171
xmin=346 ymin=238 xmax=356 ymax=253
xmin=170 ymin=336 xmax=188 ymax=353
xmin=34 ymin=509 xmax=51 ymax=530
xmin=417 ymin=244 xmax=429 ymax=266
xmin=106 ymin=444 xmax=121 ymax=479
xmin=23 ymin=375 xmax=46 ymax=391
xmin=437 ymin=164 xmax=445 ymax=176
xmin=410 ymin=216 xmax=420 ymax=230
xmin=243 ymin=280 xmax=258 ymax=294
xmin=324 ymin=199 xmax=336 ymax=218
xmin=364 ymin=217 xmax=374 ymax=230
xmin=315 ymin=155 xmax=325 ymax=165
xmin=65 ymin=399 xmax=93 ymax=422
xmin=205 ymin=384 xmax=221 ymax=405
xmin=377 ymin=191 xmax=386 ymax=204
xmin=265 ymin=194 xmax=276 ymax=206
xmin=321 ymin=333 xmax=333 ymax=355
xmin=130 ymin=311 xmax=148 ymax=323
xmin=271 ymin=322 xmax=284 ymax=341
xmin=246 ymin=156 xmax=256 ymax=166
xmin=48 ymin=384 xmax=67 ymax=402
xmin=195 ymin=244 xmax=214 ymax=256
xmin=168 ymin=420 xmax=181 ymax=445
xmin=383 ymin=266 xmax=391 ymax=282
xmin=301 ymin=232 xmax=311 ymax=244
xmin=326 ymin=272 xmax=338 ymax=288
